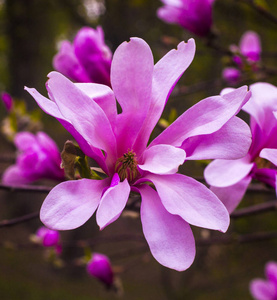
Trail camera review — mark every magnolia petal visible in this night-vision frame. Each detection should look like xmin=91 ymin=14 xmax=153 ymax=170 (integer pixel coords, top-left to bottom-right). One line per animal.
xmin=2 ymin=165 xmax=32 ymax=185
xmin=204 ymin=157 xmax=254 ymax=187
xmin=74 ymin=83 xmax=117 ymax=124
xmin=211 ymin=176 xmax=252 ymax=213
xmin=266 ymin=262 xmax=277 ymax=285
xmin=239 ymin=31 xmax=261 ymax=62
xmin=260 ymin=148 xmax=277 ymax=167
xmin=40 ymin=179 xmax=108 ymax=230
xmin=14 ymin=132 xmax=38 ymax=151
xmin=150 ymin=86 xmax=251 ymax=148
xmin=96 ymin=176 xmax=130 ymax=230
xmin=139 ymin=184 xmax=195 ymax=271
xmin=133 ymin=39 xmax=196 ymax=154
xmin=138 ymin=144 xmax=186 ymax=174
xmin=146 ymin=173 xmax=230 ymax=232
xmin=46 ymin=71 xmax=116 ymax=155
xmin=184 ymin=116 xmax=251 ymax=160
xmin=249 ymin=279 xmax=276 ymax=300
xmin=111 ymin=38 xmax=154 ymax=152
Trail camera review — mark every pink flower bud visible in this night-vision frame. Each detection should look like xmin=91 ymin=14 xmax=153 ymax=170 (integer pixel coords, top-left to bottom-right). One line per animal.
xmin=36 ymin=226 xmax=60 ymax=247
xmin=222 ymin=67 xmax=241 ymax=84
xmin=87 ymin=253 xmax=114 ymax=287
xmin=1 ymin=92 xmax=13 ymax=111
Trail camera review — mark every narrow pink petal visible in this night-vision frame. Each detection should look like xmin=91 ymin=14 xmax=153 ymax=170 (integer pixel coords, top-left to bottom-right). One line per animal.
xmin=133 ymin=39 xmax=196 ymax=155
xmin=138 ymin=144 xmax=186 ymax=174
xmin=40 ymin=179 xmax=108 ymax=230
xmin=139 ymin=184 xmax=195 ymax=271
xmin=74 ymin=83 xmax=117 ymax=125
xmin=25 ymin=86 xmax=107 ymax=172
xmin=204 ymin=157 xmax=254 ymax=187
xmin=145 ymin=173 xmax=230 ymax=232
xmin=260 ymin=148 xmax=277 ymax=166
xmin=184 ymin=116 xmax=251 ymax=160
xmin=211 ymin=176 xmax=252 ymax=213
xmin=96 ymin=176 xmax=130 ymax=230
xmin=150 ymin=86 xmax=251 ymax=148
xmin=2 ymin=165 xmax=32 ymax=185
xmin=111 ymin=38 xmax=153 ymax=152
xmin=46 ymin=71 xmax=116 ymax=156
xmin=250 ymin=279 xmax=276 ymax=300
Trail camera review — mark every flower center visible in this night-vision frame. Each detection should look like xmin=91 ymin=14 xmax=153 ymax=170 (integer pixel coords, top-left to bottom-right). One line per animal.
xmin=115 ymin=150 xmax=138 ymax=182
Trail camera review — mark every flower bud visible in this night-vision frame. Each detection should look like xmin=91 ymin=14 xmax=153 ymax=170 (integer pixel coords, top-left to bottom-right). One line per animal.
xmin=1 ymin=92 xmax=13 ymax=111
xmin=36 ymin=226 xmax=60 ymax=247
xmin=87 ymin=253 xmax=114 ymax=287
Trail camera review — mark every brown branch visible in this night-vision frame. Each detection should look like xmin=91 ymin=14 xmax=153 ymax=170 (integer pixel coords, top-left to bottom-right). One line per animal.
xmin=0 ymin=211 xmax=39 ymax=228
xmin=0 ymin=183 xmax=52 ymax=194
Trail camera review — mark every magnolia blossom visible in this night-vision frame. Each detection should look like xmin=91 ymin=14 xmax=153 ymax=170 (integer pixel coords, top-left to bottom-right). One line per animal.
xmin=53 ymin=26 xmax=112 ymax=86
xmin=36 ymin=226 xmax=60 ymax=247
xmin=2 ymin=131 xmax=65 ymax=185
xmin=250 ymin=261 xmax=277 ymax=300
xmin=205 ymin=83 xmax=277 ymax=212
xmin=239 ymin=31 xmax=261 ymax=63
xmin=222 ymin=67 xmax=241 ymax=84
xmin=157 ymin=0 xmax=215 ymax=36
xmin=26 ymin=37 xmax=252 ymax=271
xmin=87 ymin=253 xmax=114 ymax=287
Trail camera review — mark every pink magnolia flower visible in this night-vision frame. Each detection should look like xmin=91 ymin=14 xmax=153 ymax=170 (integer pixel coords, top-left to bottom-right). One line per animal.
xmin=26 ymin=37 xmax=251 ymax=271
xmin=222 ymin=67 xmax=241 ymax=84
xmin=36 ymin=226 xmax=60 ymax=247
xmin=1 ymin=92 xmax=13 ymax=111
xmin=239 ymin=31 xmax=261 ymax=63
xmin=2 ymin=131 xmax=65 ymax=185
xmin=250 ymin=261 xmax=277 ymax=300
xmin=87 ymin=253 xmax=114 ymax=287
xmin=157 ymin=0 xmax=215 ymax=37
xmin=205 ymin=83 xmax=277 ymax=212
xmin=53 ymin=26 xmax=112 ymax=86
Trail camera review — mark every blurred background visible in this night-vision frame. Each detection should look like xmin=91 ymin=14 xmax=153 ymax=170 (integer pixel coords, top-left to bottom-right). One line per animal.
xmin=1 ymin=0 xmax=277 ymax=299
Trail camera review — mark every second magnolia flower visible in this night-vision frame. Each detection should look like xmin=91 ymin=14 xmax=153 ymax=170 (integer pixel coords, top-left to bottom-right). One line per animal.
xmin=26 ymin=37 xmax=251 ymax=271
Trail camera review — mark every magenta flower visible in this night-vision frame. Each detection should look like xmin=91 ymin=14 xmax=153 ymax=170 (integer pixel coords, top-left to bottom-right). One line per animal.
xmin=87 ymin=253 xmax=114 ymax=287
xmin=26 ymin=37 xmax=251 ymax=271
xmin=205 ymin=82 xmax=277 ymax=212
xmin=222 ymin=67 xmax=241 ymax=84
xmin=53 ymin=26 xmax=112 ymax=86
xmin=1 ymin=92 xmax=13 ymax=111
xmin=157 ymin=0 xmax=215 ymax=37
xmin=239 ymin=31 xmax=261 ymax=63
xmin=2 ymin=131 xmax=65 ymax=185
xmin=250 ymin=261 xmax=277 ymax=300
xmin=36 ymin=226 xmax=60 ymax=247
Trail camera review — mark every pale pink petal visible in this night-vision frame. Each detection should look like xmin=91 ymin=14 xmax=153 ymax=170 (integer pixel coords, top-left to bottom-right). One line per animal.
xmin=150 ymin=86 xmax=251 ymax=148
xmin=111 ymin=38 xmax=154 ymax=153
xmin=74 ymin=83 xmax=117 ymax=124
xmin=139 ymin=184 xmax=195 ymax=271
xmin=145 ymin=173 xmax=230 ymax=232
xmin=260 ymin=148 xmax=277 ymax=167
xmin=250 ymin=279 xmax=276 ymax=300
xmin=36 ymin=132 xmax=61 ymax=165
xmin=14 ymin=132 xmax=38 ymax=151
xmin=40 ymin=179 xmax=108 ymax=230
xmin=211 ymin=176 xmax=252 ymax=213
xmin=46 ymin=72 xmax=116 ymax=157
xmin=184 ymin=116 xmax=251 ymax=160
xmin=204 ymin=157 xmax=254 ymax=187
xmin=96 ymin=175 xmax=130 ymax=230
xmin=24 ymin=86 xmax=106 ymax=172
xmin=138 ymin=144 xmax=186 ymax=174
xmin=133 ymin=39 xmax=196 ymax=155
xmin=2 ymin=165 xmax=32 ymax=185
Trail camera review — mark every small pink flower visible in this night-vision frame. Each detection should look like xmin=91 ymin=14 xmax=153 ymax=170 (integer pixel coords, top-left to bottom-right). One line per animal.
xmin=239 ymin=31 xmax=261 ymax=63
xmin=250 ymin=261 xmax=277 ymax=300
xmin=53 ymin=26 xmax=112 ymax=87
xmin=205 ymin=83 xmax=277 ymax=212
xmin=36 ymin=226 xmax=60 ymax=247
xmin=222 ymin=67 xmax=241 ymax=84
xmin=157 ymin=0 xmax=215 ymax=36
xmin=87 ymin=253 xmax=114 ymax=287
xmin=2 ymin=131 xmax=65 ymax=185
xmin=26 ymin=37 xmax=251 ymax=271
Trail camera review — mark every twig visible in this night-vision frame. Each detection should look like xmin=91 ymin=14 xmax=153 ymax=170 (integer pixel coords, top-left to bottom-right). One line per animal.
xmin=0 ymin=183 xmax=52 ymax=194
xmin=0 ymin=211 xmax=39 ymax=228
